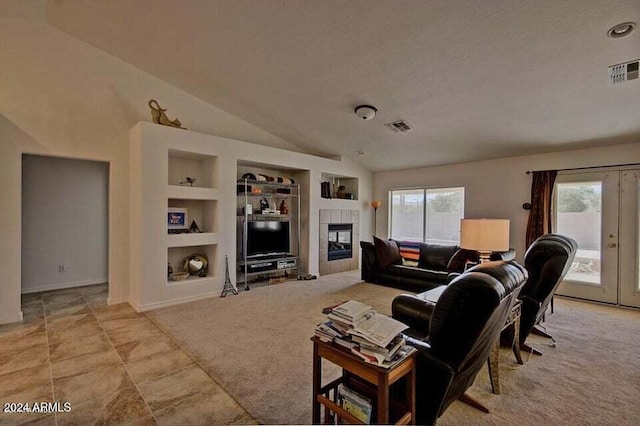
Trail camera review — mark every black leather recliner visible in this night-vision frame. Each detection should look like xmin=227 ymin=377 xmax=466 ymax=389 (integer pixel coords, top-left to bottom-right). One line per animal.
xmin=391 ymin=261 xmax=527 ymax=425
xmin=517 ymin=234 xmax=577 ymax=352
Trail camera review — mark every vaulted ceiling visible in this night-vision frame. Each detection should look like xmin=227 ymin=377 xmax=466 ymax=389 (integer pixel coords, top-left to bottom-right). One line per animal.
xmin=44 ymin=0 xmax=640 ymax=171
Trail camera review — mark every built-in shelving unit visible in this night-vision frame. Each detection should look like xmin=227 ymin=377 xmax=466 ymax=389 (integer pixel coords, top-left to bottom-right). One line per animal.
xmin=320 ymin=172 xmax=359 ymax=200
xmin=129 ymin=123 xmax=224 ymax=311
xmin=167 ymin=150 xmax=219 ymax=284
xmin=129 ymin=122 xmax=371 ymax=311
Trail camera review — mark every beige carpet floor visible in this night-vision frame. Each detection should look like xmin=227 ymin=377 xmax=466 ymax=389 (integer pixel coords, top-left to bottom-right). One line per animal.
xmin=147 ymin=270 xmax=640 ymax=425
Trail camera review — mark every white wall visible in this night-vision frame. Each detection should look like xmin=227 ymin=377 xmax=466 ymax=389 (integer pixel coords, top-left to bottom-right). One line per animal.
xmin=0 ymin=117 xmax=33 ymax=323
xmin=374 ymin=141 xmax=640 ymax=261
xmin=22 ymin=155 xmax=109 ymax=293
xmin=0 ymin=16 xmax=309 ymax=323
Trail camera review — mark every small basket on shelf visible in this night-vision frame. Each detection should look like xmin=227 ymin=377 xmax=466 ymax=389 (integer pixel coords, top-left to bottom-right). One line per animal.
xmin=169 ymin=272 xmax=190 ymax=281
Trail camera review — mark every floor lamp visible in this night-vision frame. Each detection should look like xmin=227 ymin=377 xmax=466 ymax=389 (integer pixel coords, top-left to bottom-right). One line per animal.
xmin=371 ymin=200 xmax=381 ymax=236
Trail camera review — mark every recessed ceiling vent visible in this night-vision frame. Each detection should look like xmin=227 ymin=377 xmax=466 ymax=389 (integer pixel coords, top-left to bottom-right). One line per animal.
xmin=609 ymin=59 xmax=639 ymax=84
xmin=384 ymin=120 xmax=413 ymax=134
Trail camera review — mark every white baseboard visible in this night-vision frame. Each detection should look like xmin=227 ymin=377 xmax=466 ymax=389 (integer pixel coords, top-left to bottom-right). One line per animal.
xmin=107 ymin=296 xmax=129 ymax=306
xmin=128 ymin=298 xmax=142 ymax=312
xmin=0 ymin=311 xmax=23 ymax=325
xmin=134 ymin=291 xmax=220 ymax=312
xmin=22 ymin=278 xmax=108 ymax=294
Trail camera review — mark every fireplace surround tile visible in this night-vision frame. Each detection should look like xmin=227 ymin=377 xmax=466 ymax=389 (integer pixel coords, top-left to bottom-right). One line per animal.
xmin=320 ymin=210 xmax=330 ymax=225
xmin=319 ymin=209 xmax=360 ymax=276
xmin=330 ymin=210 xmax=341 ymax=224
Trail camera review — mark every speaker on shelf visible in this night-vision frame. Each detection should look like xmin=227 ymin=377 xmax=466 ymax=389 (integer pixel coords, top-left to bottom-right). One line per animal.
xmin=237 ymin=184 xmax=252 ymax=193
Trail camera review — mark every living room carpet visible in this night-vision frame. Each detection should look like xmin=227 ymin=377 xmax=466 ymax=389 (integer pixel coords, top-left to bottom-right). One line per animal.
xmin=147 ymin=270 xmax=640 ymax=425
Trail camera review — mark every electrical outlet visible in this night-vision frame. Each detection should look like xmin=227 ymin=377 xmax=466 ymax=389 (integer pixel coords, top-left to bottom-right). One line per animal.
xmin=58 ymin=265 xmax=66 ymax=273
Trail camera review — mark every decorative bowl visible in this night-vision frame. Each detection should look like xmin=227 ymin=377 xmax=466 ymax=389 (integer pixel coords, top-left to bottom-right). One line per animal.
xmin=169 ymin=272 xmax=190 ymax=281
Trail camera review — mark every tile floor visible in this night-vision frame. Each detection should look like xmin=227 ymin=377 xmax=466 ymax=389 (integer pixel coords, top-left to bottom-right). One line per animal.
xmin=0 ymin=284 xmax=255 ymax=425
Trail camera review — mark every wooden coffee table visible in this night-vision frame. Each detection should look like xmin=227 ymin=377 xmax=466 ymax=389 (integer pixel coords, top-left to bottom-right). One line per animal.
xmin=311 ymin=337 xmax=416 ymax=425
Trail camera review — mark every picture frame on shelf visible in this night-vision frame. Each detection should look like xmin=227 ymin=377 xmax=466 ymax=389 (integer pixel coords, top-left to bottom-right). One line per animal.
xmin=168 ymin=207 xmax=189 ymax=233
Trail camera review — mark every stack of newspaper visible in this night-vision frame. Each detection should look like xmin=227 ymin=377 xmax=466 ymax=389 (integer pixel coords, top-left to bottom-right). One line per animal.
xmin=314 ymin=300 xmax=415 ymax=369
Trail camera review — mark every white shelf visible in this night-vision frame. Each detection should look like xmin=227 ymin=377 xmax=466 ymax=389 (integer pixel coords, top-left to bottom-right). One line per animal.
xmin=167 ymin=232 xmax=218 ymax=248
xmin=166 ymin=275 xmax=218 ymax=287
xmin=168 ymin=185 xmax=219 ymax=200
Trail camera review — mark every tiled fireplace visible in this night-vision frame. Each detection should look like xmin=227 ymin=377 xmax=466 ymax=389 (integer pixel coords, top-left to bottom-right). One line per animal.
xmin=319 ymin=209 xmax=359 ymax=275
xmin=328 ymin=224 xmax=353 ymax=261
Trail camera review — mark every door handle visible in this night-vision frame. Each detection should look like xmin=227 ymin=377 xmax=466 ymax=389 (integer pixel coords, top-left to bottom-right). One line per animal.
xmin=608 ymin=243 xmax=617 ymax=248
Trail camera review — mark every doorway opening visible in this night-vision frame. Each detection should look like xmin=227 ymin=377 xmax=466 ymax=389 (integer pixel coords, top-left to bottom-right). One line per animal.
xmin=21 ymin=155 xmax=109 ymax=295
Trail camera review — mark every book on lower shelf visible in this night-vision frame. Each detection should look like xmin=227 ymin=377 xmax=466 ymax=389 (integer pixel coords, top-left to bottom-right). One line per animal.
xmin=337 ymin=384 xmax=372 ymax=424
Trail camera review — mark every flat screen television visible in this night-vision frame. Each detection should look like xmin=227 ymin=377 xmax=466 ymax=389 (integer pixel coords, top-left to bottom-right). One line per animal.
xmin=246 ymin=221 xmax=290 ymax=257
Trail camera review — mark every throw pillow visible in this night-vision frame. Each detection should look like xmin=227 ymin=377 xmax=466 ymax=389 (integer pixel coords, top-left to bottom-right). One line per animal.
xmin=374 ymin=237 xmax=402 ymax=268
xmin=391 ymin=239 xmax=421 ymax=262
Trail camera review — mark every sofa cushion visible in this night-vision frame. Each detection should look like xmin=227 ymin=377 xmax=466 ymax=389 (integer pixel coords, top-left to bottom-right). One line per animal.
xmin=386 ymin=264 xmax=451 ymax=284
xmin=418 ymin=244 xmax=459 ymax=270
xmin=374 ymin=237 xmax=402 ymax=268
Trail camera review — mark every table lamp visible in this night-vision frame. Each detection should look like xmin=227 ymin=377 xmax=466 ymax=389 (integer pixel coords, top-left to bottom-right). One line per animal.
xmin=460 ymin=219 xmax=510 ymax=263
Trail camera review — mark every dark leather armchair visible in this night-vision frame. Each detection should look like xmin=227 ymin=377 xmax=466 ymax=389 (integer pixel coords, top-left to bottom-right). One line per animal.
xmin=518 ymin=234 xmax=577 ymax=352
xmin=391 ymin=261 xmax=527 ymax=425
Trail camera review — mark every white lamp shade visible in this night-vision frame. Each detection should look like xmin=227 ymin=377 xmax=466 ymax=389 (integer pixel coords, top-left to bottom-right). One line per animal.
xmin=460 ymin=219 xmax=510 ymax=252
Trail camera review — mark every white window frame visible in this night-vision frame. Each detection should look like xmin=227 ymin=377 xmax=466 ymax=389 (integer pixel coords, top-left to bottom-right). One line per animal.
xmin=388 ymin=186 xmax=465 ymax=244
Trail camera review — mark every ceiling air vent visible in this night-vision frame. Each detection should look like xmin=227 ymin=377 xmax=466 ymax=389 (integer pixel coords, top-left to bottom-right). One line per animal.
xmin=384 ymin=120 xmax=413 ymax=135
xmin=609 ymin=59 xmax=639 ymax=84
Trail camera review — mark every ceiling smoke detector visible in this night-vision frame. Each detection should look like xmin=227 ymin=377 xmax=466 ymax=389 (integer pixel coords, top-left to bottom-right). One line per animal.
xmin=607 ymin=22 xmax=636 ymax=38
xmin=354 ymin=105 xmax=377 ymax=120
xmin=384 ymin=120 xmax=413 ymax=135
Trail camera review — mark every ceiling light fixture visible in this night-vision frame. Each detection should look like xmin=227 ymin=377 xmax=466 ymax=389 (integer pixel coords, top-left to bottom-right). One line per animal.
xmin=354 ymin=105 xmax=377 ymax=121
xmin=607 ymin=22 xmax=636 ymax=38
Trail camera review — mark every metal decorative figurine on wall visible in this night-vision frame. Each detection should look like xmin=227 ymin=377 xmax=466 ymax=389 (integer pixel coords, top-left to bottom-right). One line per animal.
xmin=148 ymin=99 xmax=186 ymax=129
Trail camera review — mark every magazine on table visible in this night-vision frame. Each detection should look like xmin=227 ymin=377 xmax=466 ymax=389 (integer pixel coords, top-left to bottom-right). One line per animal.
xmin=347 ymin=312 xmax=409 ymax=348
xmin=359 ymin=337 xmax=406 ymax=361
xmin=352 ymin=344 xmax=416 ymax=369
xmin=328 ymin=300 xmax=375 ymax=326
